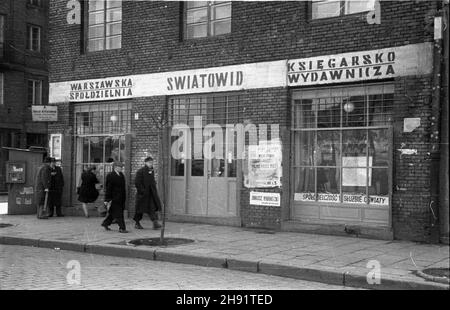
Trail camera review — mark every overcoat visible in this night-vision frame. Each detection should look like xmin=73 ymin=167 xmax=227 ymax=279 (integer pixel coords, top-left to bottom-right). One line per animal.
xmin=134 ymin=166 xmax=162 ymax=214
xmin=34 ymin=164 xmax=51 ymax=205
xmin=104 ymin=171 xmax=126 ymax=218
xmin=77 ymin=171 xmax=99 ymax=203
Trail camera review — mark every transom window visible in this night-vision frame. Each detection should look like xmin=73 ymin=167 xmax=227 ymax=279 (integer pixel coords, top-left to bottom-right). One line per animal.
xmin=292 ymin=83 xmax=393 ymax=206
xmin=27 ymin=79 xmax=42 ymax=106
xmin=87 ymin=0 xmax=122 ymax=52
xmin=311 ymin=0 xmax=376 ymax=19
xmin=75 ymin=102 xmax=131 ymax=135
xmin=184 ymin=1 xmax=231 ymax=39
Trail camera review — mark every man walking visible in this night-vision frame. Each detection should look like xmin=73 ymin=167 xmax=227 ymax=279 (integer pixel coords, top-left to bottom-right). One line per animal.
xmin=134 ymin=156 xmax=162 ymax=230
xmin=48 ymin=158 xmax=64 ymax=217
xmin=101 ymin=161 xmax=128 ymax=233
xmin=34 ymin=157 xmax=51 ymax=219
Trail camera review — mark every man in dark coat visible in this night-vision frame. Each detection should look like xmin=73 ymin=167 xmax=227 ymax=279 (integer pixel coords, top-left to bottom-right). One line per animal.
xmin=134 ymin=157 xmax=162 ymax=230
xmin=101 ymin=161 xmax=128 ymax=233
xmin=34 ymin=157 xmax=51 ymax=219
xmin=48 ymin=158 xmax=65 ymax=217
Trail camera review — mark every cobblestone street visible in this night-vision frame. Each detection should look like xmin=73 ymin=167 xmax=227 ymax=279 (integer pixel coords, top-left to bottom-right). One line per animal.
xmin=0 ymin=245 xmax=359 ymax=290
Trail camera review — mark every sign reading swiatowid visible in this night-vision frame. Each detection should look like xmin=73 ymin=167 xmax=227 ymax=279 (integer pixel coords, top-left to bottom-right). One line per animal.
xmin=287 ymin=43 xmax=432 ymax=86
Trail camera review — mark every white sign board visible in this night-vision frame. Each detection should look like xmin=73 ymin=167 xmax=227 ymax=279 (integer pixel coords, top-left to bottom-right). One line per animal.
xmin=250 ymin=191 xmax=281 ymax=207
xmin=287 ymin=43 xmax=432 ymax=86
xmin=49 ymin=60 xmax=287 ymax=103
xmin=245 ymin=140 xmax=282 ymax=188
xmin=49 ymin=134 xmax=62 ymax=160
xmin=32 ymin=105 xmax=58 ymax=122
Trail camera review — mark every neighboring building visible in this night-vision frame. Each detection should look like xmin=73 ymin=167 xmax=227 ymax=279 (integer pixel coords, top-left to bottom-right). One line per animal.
xmin=48 ymin=0 xmax=448 ymax=243
xmin=0 ymin=0 xmax=49 ymax=193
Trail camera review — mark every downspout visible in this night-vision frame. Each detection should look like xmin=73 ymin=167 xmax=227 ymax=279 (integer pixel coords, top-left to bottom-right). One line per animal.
xmin=429 ymin=2 xmax=444 ymax=243
xmin=439 ymin=0 xmax=449 ymax=245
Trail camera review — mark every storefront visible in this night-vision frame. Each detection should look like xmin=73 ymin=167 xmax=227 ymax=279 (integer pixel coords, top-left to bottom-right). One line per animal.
xmin=49 ymin=42 xmax=435 ymax=239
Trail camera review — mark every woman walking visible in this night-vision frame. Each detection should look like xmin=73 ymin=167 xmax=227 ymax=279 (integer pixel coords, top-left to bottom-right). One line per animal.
xmin=77 ymin=166 xmax=100 ymax=217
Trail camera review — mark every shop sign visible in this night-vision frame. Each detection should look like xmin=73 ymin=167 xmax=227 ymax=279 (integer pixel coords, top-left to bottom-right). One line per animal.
xmin=49 ymin=61 xmax=287 ymax=103
xmin=343 ymin=194 xmax=389 ymax=206
xmin=294 ymin=192 xmax=340 ymax=203
xmin=250 ymin=191 xmax=281 ymax=207
xmin=68 ymin=77 xmax=134 ymax=102
xmin=31 ymin=105 xmax=58 ymax=122
xmin=245 ymin=140 xmax=282 ymax=188
xmin=287 ymin=43 xmax=432 ymax=86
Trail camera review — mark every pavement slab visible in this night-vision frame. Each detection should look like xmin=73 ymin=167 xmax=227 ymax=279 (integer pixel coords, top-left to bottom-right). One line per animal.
xmin=0 ymin=215 xmax=449 ymax=290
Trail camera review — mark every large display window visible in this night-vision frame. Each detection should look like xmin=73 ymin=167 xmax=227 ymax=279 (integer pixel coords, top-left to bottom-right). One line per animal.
xmin=291 ymin=83 xmax=393 ymax=225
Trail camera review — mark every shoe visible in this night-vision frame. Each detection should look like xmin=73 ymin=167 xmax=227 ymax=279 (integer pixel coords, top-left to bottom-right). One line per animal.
xmin=57 ymin=214 xmax=64 ymax=217
xmin=101 ymin=223 xmax=111 ymax=231
xmin=38 ymin=216 xmax=49 ymax=219
xmin=135 ymin=222 xmax=144 ymax=229
xmin=119 ymin=229 xmax=129 ymax=233
xmin=48 ymin=214 xmax=53 ymax=218
xmin=153 ymin=221 xmax=162 ymax=230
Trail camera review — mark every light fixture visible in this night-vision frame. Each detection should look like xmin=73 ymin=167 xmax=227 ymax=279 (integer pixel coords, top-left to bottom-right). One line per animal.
xmin=110 ymin=115 xmax=117 ymax=122
xmin=343 ymin=102 xmax=355 ymax=113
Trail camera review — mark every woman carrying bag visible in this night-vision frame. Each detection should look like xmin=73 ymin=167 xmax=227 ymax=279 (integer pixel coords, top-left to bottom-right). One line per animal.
xmin=77 ymin=166 xmax=100 ymax=217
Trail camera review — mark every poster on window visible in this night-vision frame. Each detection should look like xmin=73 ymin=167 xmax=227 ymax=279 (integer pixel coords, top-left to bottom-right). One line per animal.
xmin=342 ymin=156 xmax=372 ymax=186
xmin=244 ymin=140 xmax=282 ymax=188
xmin=50 ymin=134 xmax=62 ymax=160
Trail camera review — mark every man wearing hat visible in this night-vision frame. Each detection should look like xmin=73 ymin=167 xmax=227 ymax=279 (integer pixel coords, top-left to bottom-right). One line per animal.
xmin=47 ymin=158 xmax=65 ymax=217
xmin=34 ymin=157 xmax=52 ymax=219
xmin=134 ymin=156 xmax=162 ymax=230
xmin=101 ymin=161 xmax=128 ymax=233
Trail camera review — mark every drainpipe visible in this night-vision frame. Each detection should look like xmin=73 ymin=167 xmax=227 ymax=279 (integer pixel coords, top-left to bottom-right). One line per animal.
xmin=439 ymin=0 xmax=449 ymax=245
xmin=429 ymin=2 xmax=444 ymax=243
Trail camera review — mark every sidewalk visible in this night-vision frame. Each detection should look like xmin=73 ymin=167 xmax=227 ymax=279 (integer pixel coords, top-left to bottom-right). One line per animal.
xmin=0 ymin=215 xmax=448 ymax=290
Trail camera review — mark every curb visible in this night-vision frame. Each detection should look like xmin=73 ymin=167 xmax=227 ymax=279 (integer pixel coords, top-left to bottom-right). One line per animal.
xmin=415 ymin=270 xmax=450 ymax=285
xmin=1 ymin=236 xmax=449 ymax=290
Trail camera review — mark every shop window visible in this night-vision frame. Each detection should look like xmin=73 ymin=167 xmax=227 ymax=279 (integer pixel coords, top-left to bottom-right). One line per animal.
xmin=184 ymin=1 xmax=231 ymax=39
xmin=26 ymin=25 xmax=41 ymax=52
xmin=87 ymin=0 xmax=122 ymax=52
xmin=74 ymin=102 xmax=131 ymax=190
xmin=27 ymin=80 xmax=42 ymax=106
xmin=292 ymin=83 xmax=393 ymax=206
xmin=311 ymin=0 xmax=375 ymax=19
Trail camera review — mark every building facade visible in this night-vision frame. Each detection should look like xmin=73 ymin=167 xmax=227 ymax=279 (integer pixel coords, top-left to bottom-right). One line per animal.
xmin=48 ymin=0 xmax=448 ymax=243
xmin=0 ymin=0 xmax=49 ymax=193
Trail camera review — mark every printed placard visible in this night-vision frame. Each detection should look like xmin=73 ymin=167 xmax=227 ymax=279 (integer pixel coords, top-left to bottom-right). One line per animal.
xmin=250 ymin=191 xmax=281 ymax=207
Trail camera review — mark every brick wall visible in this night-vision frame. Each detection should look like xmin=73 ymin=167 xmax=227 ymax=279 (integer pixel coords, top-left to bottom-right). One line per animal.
xmin=48 ymin=1 xmax=440 ymax=241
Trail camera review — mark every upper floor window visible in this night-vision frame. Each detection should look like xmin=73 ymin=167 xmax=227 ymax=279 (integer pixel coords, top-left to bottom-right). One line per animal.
xmin=0 ymin=15 xmax=5 ymax=48
xmin=26 ymin=25 xmax=41 ymax=52
xmin=28 ymin=0 xmax=43 ymax=7
xmin=311 ymin=0 xmax=375 ymax=19
xmin=87 ymin=0 xmax=122 ymax=52
xmin=184 ymin=1 xmax=231 ymax=39
xmin=27 ymin=79 xmax=42 ymax=106
xmin=0 ymin=73 xmax=4 ymax=105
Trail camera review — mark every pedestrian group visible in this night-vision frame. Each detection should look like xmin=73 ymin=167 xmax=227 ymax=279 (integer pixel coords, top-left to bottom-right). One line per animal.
xmin=34 ymin=156 xmax=163 ymax=233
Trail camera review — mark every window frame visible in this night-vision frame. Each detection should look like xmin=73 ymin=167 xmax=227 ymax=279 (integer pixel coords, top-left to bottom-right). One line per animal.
xmin=27 ymin=79 xmax=43 ymax=106
xmin=26 ymin=24 xmax=41 ymax=52
xmin=310 ymin=0 xmax=375 ymax=20
xmin=27 ymin=0 xmax=43 ymax=7
xmin=290 ymin=83 xmax=394 ymax=209
xmin=0 ymin=15 xmax=5 ymax=47
xmin=85 ymin=0 xmax=122 ymax=53
xmin=183 ymin=1 xmax=232 ymax=40
xmin=0 ymin=73 xmax=4 ymax=105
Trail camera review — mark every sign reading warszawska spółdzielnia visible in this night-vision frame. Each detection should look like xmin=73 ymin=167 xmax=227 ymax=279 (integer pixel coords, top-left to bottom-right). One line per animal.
xmin=287 ymin=43 xmax=432 ymax=86
xmin=68 ymin=77 xmax=134 ymax=101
